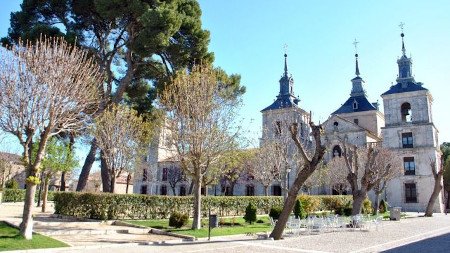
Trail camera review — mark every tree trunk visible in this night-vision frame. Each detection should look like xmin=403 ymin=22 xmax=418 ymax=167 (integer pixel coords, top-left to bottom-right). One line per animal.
xmin=352 ymin=192 xmax=367 ymax=215
xmin=41 ymin=176 xmax=49 ymax=213
xmin=447 ymin=191 xmax=450 ymax=209
xmin=76 ymin=139 xmax=97 ymax=191
xmin=191 ymin=175 xmax=202 ymax=230
xmin=100 ymin=152 xmax=111 ymax=192
xmin=425 ymin=174 xmax=443 ymax=217
xmin=20 ymin=182 xmax=37 ymax=240
xmin=374 ymin=192 xmax=381 ymax=215
xmin=171 ymin=187 xmax=177 ymax=196
xmin=270 ymin=165 xmax=316 ymax=240
xmin=60 ymin=171 xmax=66 ymax=191
xmin=110 ymin=173 xmax=116 ymax=193
xmin=126 ymin=173 xmax=131 ymax=194
xmin=264 ymin=186 xmax=269 ymax=196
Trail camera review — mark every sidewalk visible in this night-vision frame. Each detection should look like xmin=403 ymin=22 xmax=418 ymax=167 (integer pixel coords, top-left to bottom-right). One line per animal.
xmin=0 ymin=202 xmax=176 ymax=247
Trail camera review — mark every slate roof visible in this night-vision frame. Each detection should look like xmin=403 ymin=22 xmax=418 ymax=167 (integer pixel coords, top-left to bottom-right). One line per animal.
xmin=382 ymin=81 xmax=428 ymax=95
xmin=261 ymin=95 xmax=299 ymax=112
xmin=332 ymin=95 xmax=377 ymax=114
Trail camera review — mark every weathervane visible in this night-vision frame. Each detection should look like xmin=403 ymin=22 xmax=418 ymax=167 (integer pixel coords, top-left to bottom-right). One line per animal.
xmin=283 ymin=44 xmax=288 ymax=56
xmin=399 ymin=22 xmax=405 ymax=33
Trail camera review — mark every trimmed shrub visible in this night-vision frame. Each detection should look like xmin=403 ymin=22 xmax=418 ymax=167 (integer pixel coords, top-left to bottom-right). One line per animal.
xmin=298 ymin=195 xmax=321 ymax=213
xmin=269 ymin=206 xmax=282 ymax=220
xmin=294 ymin=199 xmax=307 ymax=219
xmin=343 ymin=207 xmax=353 ymax=216
xmin=379 ymin=199 xmax=388 ymax=213
xmin=169 ymin=212 xmax=188 ymax=228
xmin=2 ymin=188 xmax=24 ymax=202
xmin=5 ymin=179 xmax=19 ymax=189
xmin=362 ymin=198 xmax=373 ymax=214
xmin=243 ymin=203 xmax=257 ymax=224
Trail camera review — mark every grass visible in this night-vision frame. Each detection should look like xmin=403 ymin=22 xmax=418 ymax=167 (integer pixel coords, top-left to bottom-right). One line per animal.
xmin=0 ymin=221 xmax=68 ymax=252
xmin=127 ymin=216 xmax=272 ymax=238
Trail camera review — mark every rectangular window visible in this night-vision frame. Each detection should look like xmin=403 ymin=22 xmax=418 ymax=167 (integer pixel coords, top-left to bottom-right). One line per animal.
xmin=404 ymin=157 xmax=415 ymax=175
xmin=405 ymin=183 xmax=417 ymax=203
xmin=246 ymin=185 xmax=255 ymax=196
xmin=162 ymin=168 xmax=168 ymax=181
xmin=272 ymin=185 xmax=282 ymax=196
xmin=402 ymin=132 xmax=413 ymax=148
xmin=275 ymin=121 xmax=282 ymax=135
xmin=354 ymin=118 xmax=359 ymax=125
xmin=140 ymin=185 xmax=147 ymax=194
xmin=179 ymin=185 xmax=186 ymax=196
xmin=142 ymin=169 xmax=148 ymax=182
xmin=160 ymin=185 xmax=167 ymax=195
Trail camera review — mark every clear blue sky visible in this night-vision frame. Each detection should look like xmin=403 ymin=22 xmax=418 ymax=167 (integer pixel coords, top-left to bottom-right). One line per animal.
xmin=1 ymin=1 xmax=449 ymax=156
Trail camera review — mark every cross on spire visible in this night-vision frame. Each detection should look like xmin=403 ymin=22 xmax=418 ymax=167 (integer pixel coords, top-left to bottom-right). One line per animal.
xmin=353 ymin=39 xmax=359 ymax=54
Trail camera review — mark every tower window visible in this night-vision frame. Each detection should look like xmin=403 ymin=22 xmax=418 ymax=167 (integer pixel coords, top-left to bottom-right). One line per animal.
xmin=353 ymin=101 xmax=358 ymax=110
xmin=405 ymin=183 xmax=417 ymax=203
xmin=333 ymin=121 xmax=339 ymax=126
xmin=354 ymin=119 xmax=359 ymax=125
xmin=402 ymin=132 xmax=413 ymax=148
xmin=332 ymin=145 xmax=342 ymax=157
xmin=275 ymin=121 xmax=282 ymax=135
xmin=404 ymin=157 xmax=415 ymax=175
xmin=401 ymin=103 xmax=412 ymax=122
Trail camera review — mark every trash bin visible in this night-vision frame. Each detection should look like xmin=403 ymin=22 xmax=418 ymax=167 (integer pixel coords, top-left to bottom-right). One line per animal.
xmin=390 ymin=207 xmax=401 ymax=221
xmin=209 ymin=214 xmax=219 ymax=228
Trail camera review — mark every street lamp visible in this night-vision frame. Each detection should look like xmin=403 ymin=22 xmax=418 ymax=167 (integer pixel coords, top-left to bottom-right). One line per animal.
xmin=284 ymin=167 xmax=291 ymax=199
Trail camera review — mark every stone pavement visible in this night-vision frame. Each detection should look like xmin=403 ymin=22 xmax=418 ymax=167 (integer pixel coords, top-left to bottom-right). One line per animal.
xmin=0 ymin=202 xmax=175 ymax=248
xmin=2 ymin=202 xmax=450 ymax=253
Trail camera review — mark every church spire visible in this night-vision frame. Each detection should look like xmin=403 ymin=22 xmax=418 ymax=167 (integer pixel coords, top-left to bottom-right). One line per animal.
xmin=353 ymin=39 xmax=360 ymax=76
xmin=397 ymin=22 xmax=414 ymax=83
xmin=350 ymin=39 xmax=366 ymax=97
xmin=284 ymin=53 xmax=288 ymax=77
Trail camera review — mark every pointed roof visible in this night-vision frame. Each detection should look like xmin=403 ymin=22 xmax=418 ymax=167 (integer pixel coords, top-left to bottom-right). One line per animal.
xmin=382 ymin=28 xmax=428 ymax=96
xmin=332 ymin=50 xmax=377 ymax=114
xmin=261 ymin=53 xmax=300 ymax=112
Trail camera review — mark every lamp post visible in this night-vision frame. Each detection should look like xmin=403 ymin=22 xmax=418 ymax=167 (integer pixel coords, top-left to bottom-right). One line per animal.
xmin=285 ymin=167 xmax=291 ymax=199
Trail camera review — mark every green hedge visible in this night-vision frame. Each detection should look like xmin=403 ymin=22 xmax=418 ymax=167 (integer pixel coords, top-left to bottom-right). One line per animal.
xmin=53 ymin=192 xmax=355 ymax=220
xmin=1 ymin=189 xmax=56 ymax=202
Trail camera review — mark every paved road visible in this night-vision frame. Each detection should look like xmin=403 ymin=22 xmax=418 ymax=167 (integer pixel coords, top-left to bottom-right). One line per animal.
xmin=3 ymin=202 xmax=450 ymax=253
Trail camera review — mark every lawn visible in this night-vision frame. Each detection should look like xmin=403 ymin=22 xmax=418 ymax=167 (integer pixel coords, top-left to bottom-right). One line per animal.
xmin=127 ymin=216 xmax=273 ymax=238
xmin=0 ymin=222 xmax=68 ymax=252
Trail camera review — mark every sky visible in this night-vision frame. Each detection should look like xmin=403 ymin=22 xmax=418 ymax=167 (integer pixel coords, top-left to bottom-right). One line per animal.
xmin=0 ymin=0 xmax=449 ymax=164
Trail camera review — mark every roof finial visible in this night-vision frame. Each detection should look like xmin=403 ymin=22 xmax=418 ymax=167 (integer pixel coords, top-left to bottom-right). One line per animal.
xmin=399 ymin=22 xmax=406 ymax=56
xmin=283 ymin=44 xmax=288 ymax=76
xmin=353 ymin=39 xmax=360 ymax=76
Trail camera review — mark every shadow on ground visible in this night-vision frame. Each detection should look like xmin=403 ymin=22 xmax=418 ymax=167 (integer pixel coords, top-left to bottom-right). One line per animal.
xmin=382 ymin=232 xmax=450 ymax=253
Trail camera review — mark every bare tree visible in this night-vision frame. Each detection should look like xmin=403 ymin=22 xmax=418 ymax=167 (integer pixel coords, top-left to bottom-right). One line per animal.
xmin=159 ymin=64 xmax=240 ymax=229
xmin=166 ymin=163 xmax=186 ymax=195
xmin=326 ymin=157 xmax=351 ymax=195
xmin=0 ymin=37 xmax=102 ymax=239
xmin=270 ymin=121 xmax=325 ymax=240
xmin=91 ymin=104 xmax=153 ymax=193
xmin=250 ymin=142 xmax=282 ymax=196
xmin=425 ymin=157 xmax=444 ymax=217
xmin=340 ymin=141 xmax=402 ymax=215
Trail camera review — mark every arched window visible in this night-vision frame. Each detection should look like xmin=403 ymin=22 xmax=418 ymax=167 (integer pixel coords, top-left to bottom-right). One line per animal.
xmin=332 ymin=145 xmax=342 ymax=157
xmin=401 ymin=103 xmax=412 ymax=122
